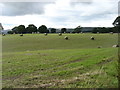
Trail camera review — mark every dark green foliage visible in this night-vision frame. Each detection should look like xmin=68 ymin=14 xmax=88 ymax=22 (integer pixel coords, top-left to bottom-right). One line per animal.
xmin=92 ymin=28 xmax=99 ymax=33
xmin=38 ymin=25 xmax=48 ymax=33
xmin=73 ymin=26 xmax=82 ymax=33
xmin=47 ymin=30 xmax=49 ymax=33
xmin=113 ymin=26 xmax=119 ymax=33
xmin=99 ymin=27 xmax=109 ymax=33
xmin=92 ymin=27 xmax=118 ymax=33
xmin=51 ymin=28 xmax=56 ymax=33
xmin=12 ymin=26 xmax=18 ymax=34
xmin=26 ymin=24 xmax=37 ymax=33
xmin=17 ymin=25 xmax=26 ymax=34
xmin=61 ymin=28 xmax=67 ymax=33
xmin=8 ymin=31 xmax=14 ymax=34
xmin=12 ymin=25 xmax=26 ymax=34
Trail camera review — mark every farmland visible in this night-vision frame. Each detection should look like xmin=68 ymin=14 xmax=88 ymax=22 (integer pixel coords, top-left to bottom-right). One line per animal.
xmin=2 ymin=33 xmax=118 ymax=88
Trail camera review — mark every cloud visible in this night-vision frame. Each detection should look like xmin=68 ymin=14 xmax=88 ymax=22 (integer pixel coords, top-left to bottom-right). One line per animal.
xmin=44 ymin=0 xmax=118 ymax=25
xmin=0 ymin=2 xmax=54 ymax=16
xmin=0 ymin=0 xmax=119 ymax=29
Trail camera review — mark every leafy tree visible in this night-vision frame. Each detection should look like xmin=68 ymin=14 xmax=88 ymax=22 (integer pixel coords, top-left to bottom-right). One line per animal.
xmin=113 ymin=26 xmax=119 ymax=33
xmin=73 ymin=26 xmax=82 ymax=33
xmin=26 ymin=24 xmax=37 ymax=33
xmin=51 ymin=28 xmax=56 ymax=33
xmin=17 ymin=25 xmax=26 ymax=34
xmin=92 ymin=28 xmax=99 ymax=33
xmin=47 ymin=29 xmax=49 ymax=33
xmin=99 ymin=27 xmax=108 ymax=33
xmin=8 ymin=31 xmax=14 ymax=34
xmin=12 ymin=26 xmax=18 ymax=34
xmin=99 ymin=27 xmax=111 ymax=33
xmin=38 ymin=25 xmax=48 ymax=33
xmin=61 ymin=28 xmax=67 ymax=33
xmin=92 ymin=27 xmax=115 ymax=33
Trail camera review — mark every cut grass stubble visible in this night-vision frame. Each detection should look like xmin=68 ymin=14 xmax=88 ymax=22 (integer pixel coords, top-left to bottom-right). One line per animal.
xmin=2 ymin=34 xmax=118 ymax=88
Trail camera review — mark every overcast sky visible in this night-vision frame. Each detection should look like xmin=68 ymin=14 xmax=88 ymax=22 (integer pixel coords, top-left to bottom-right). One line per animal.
xmin=0 ymin=0 xmax=119 ymax=30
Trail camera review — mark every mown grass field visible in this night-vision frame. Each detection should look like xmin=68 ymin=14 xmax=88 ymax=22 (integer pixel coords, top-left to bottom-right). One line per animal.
xmin=2 ymin=33 xmax=118 ymax=88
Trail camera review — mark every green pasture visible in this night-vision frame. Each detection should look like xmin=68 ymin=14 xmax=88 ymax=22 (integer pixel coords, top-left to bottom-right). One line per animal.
xmin=2 ymin=33 xmax=118 ymax=88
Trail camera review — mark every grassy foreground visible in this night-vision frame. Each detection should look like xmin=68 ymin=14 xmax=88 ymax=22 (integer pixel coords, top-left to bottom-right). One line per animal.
xmin=2 ymin=33 xmax=118 ymax=88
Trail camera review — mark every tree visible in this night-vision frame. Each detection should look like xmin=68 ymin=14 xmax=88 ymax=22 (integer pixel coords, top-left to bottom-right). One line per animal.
xmin=26 ymin=24 xmax=37 ymax=33
xmin=113 ymin=26 xmax=119 ymax=33
xmin=8 ymin=31 xmax=14 ymax=34
xmin=16 ymin=25 xmax=26 ymax=34
xmin=38 ymin=25 xmax=48 ymax=33
xmin=99 ymin=27 xmax=110 ymax=33
xmin=12 ymin=26 xmax=18 ymax=34
xmin=92 ymin=28 xmax=99 ymax=33
xmin=47 ymin=29 xmax=49 ymax=33
xmin=92 ymin=27 xmax=115 ymax=33
xmin=61 ymin=28 xmax=67 ymax=33
xmin=73 ymin=26 xmax=82 ymax=33
xmin=51 ymin=28 xmax=56 ymax=33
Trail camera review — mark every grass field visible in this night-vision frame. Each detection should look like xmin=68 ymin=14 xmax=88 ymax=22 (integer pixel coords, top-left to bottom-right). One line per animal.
xmin=2 ymin=33 xmax=118 ymax=88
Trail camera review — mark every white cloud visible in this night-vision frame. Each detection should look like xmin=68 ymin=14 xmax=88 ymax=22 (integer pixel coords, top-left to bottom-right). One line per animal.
xmin=44 ymin=0 xmax=118 ymax=27
xmin=0 ymin=0 xmax=119 ymax=29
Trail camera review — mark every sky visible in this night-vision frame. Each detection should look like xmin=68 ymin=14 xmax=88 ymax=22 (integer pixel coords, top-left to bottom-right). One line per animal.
xmin=0 ymin=0 xmax=119 ymax=30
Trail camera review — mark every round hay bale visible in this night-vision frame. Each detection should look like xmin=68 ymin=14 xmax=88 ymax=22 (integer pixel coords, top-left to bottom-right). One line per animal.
xmin=64 ymin=36 xmax=68 ymax=40
xmin=20 ymin=34 xmax=23 ymax=36
xmin=58 ymin=33 xmax=62 ymax=36
xmin=97 ymin=46 xmax=102 ymax=48
xmin=44 ymin=33 xmax=47 ymax=36
xmin=91 ymin=36 xmax=95 ymax=40
xmin=112 ymin=45 xmax=119 ymax=47
xmin=2 ymin=34 xmax=5 ymax=36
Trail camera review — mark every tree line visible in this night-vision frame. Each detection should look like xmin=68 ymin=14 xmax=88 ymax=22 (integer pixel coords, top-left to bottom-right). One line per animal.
xmin=92 ymin=27 xmax=118 ymax=33
xmin=9 ymin=24 xmax=49 ymax=34
xmin=7 ymin=24 xmax=118 ymax=34
xmin=8 ymin=24 xmax=82 ymax=34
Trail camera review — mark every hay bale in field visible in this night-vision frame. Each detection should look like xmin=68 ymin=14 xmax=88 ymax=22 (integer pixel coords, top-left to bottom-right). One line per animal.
xmin=2 ymin=34 xmax=5 ymax=36
xmin=112 ymin=45 xmax=119 ymax=47
xmin=91 ymin=36 xmax=95 ymax=40
xmin=20 ymin=34 xmax=23 ymax=36
xmin=110 ymin=32 xmax=113 ymax=34
xmin=44 ymin=33 xmax=47 ymax=36
xmin=97 ymin=46 xmax=102 ymax=48
xmin=58 ymin=33 xmax=62 ymax=36
xmin=64 ymin=36 xmax=68 ymax=40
